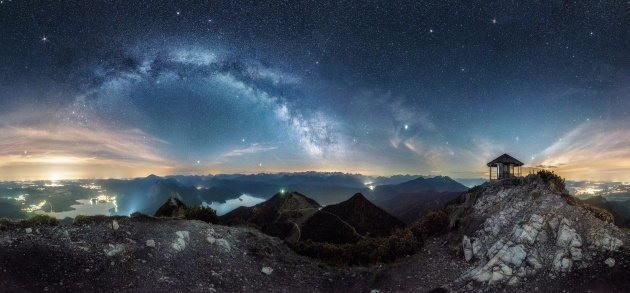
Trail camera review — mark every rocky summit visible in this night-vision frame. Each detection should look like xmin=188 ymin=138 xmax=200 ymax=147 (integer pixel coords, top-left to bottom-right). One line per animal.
xmin=1 ymin=173 xmax=629 ymax=292
xmin=444 ymin=174 xmax=629 ymax=292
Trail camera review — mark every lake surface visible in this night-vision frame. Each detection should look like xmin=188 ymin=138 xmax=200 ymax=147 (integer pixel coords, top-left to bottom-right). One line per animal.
xmin=35 ymin=199 xmax=115 ymax=219
xmin=204 ymin=194 xmax=266 ymax=216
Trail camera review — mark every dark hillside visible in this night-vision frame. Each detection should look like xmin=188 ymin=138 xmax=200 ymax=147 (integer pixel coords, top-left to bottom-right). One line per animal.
xmin=322 ymin=193 xmax=405 ymax=237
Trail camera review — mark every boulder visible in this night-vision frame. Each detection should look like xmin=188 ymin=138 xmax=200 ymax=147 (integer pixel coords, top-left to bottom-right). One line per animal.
xmin=172 ymin=231 xmax=190 ymax=252
xmin=261 ymin=267 xmax=273 ymax=275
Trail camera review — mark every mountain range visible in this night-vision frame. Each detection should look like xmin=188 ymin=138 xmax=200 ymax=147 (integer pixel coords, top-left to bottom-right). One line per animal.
xmin=220 ymin=191 xmax=405 ymax=244
xmin=96 ymin=173 xmax=470 ymax=217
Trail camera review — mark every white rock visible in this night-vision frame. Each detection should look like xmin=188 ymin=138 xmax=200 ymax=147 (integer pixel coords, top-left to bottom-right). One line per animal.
xmin=507 ymin=276 xmax=520 ymax=286
xmin=146 ymin=239 xmax=156 ymax=247
xmin=515 ymin=267 xmax=527 ymax=277
xmin=605 ymin=258 xmax=615 ymax=267
xmin=588 ymin=228 xmax=623 ymax=251
xmin=472 ymin=237 xmax=483 ymax=257
xmin=556 ymin=221 xmax=575 ymax=248
xmin=498 ymin=244 xmax=526 ymax=267
xmin=492 ymin=225 xmax=500 ymax=236
xmin=552 ymin=249 xmax=572 ymax=272
xmin=569 ymin=246 xmax=583 ymax=261
xmin=261 ymin=267 xmax=273 ymax=275
xmin=500 ymin=263 xmax=513 ymax=276
xmin=25 ymin=228 xmax=32 ymax=234
xmin=104 ymin=244 xmax=125 ymax=257
xmin=206 ymin=236 xmax=216 ymax=244
xmin=527 ymin=255 xmax=543 ymax=269
xmin=548 ymin=217 xmax=559 ymax=237
xmin=175 ymin=231 xmax=190 ymax=241
xmin=463 ymin=236 xmax=473 ymax=262
xmin=490 ymin=266 xmax=504 ymax=283
xmin=216 ymin=238 xmax=231 ymax=252
xmin=515 ymin=223 xmax=539 ymax=245
xmin=172 ymin=231 xmax=190 ymax=252
xmin=112 ymin=220 xmax=119 ymax=230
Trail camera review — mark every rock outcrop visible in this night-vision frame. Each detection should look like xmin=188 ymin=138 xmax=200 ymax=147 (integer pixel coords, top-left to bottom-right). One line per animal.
xmin=446 ymin=175 xmax=628 ymax=290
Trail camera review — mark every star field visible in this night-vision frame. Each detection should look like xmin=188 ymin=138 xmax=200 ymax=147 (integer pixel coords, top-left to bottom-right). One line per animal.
xmin=0 ymin=1 xmax=629 ymax=181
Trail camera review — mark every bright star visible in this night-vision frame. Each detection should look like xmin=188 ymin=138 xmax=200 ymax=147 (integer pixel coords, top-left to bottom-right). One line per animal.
xmin=492 ymin=18 xmax=497 ymax=24
xmin=41 ymin=35 xmax=48 ymax=43
xmin=196 ymin=160 xmax=200 ymax=164
xmin=404 ymin=125 xmax=409 ymax=130
xmin=176 ymin=11 xmax=180 ymax=15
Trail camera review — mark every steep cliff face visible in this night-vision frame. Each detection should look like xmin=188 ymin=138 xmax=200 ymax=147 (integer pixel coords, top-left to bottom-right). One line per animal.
xmin=444 ymin=175 xmax=629 ymax=290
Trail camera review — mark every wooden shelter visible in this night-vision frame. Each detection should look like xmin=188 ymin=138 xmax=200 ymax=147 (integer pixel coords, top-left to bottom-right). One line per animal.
xmin=487 ymin=153 xmax=524 ymax=180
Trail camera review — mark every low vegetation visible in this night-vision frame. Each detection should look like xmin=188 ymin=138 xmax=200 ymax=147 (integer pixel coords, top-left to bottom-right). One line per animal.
xmin=446 ymin=185 xmax=484 ymax=232
xmin=537 ymin=170 xmax=567 ymax=194
xmin=184 ymin=206 xmax=219 ymax=224
xmin=542 ymin=172 xmax=614 ymax=224
xmin=581 ymin=204 xmax=614 ymax=224
xmin=73 ymin=214 xmax=110 ymax=225
xmin=287 ymin=210 xmax=449 ymax=265
xmin=0 ymin=214 xmax=59 ymax=229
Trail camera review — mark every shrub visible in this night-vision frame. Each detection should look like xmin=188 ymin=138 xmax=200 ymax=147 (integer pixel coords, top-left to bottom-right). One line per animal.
xmin=73 ymin=214 xmax=108 ymax=225
xmin=581 ymin=204 xmax=614 ymax=223
xmin=185 ymin=206 xmax=218 ymax=224
xmin=20 ymin=214 xmax=59 ymax=227
xmin=563 ymin=194 xmax=580 ymax=206
xmin=0 ymin=217 xmax=14 ymax=230
xmin=408 ymin=210 xmax=449 ymax=241
xmin=537 ymin=170 xmax=567 ymax=194
xmin=286 ymin=211 xmax=448 ymax=265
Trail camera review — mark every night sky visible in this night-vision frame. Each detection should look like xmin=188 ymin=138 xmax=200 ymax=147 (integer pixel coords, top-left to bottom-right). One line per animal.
xmin=1 ymin=0 xmax=629 ymax=181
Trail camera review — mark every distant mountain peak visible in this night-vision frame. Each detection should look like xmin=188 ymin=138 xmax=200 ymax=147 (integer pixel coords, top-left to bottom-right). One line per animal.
xmin=349 ymin=192 xmax=367 ymax=200
xmin=321 ymin=193 xmax=405 ymax=237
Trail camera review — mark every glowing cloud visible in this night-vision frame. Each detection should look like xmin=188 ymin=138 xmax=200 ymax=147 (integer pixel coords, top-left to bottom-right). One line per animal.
xmin=0 ymin=111 xmax=175 ymax=180
xmin=535 ymin=121 xmax=630 ymax=181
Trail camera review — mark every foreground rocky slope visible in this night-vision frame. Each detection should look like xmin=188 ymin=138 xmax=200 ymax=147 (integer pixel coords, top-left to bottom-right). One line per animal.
xmin=0 ymin=216 xmax=371 ymax=292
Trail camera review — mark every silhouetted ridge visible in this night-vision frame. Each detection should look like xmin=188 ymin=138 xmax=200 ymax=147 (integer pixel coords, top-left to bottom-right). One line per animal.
xmin=321 ymin=193 xmax=405 ymax=237
xmin=582 ymin=195 xmax=630 ymax=227
xmin=220 ymin=191 xmax=324 ymax=240
xmin=372 ymin=176 xmax=468 ymax=202
xmin=154 ymin=197 xmax=187 ymax=218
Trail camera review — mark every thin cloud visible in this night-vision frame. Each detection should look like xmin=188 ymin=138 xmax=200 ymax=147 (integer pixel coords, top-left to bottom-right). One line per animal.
xmin=535 ymin=121 xmax=630 ymax=181
xmin=221 ymin=143 xmax=278 ymax=158
xmin=0 ymin=110 xmax=175 ymax=180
